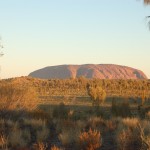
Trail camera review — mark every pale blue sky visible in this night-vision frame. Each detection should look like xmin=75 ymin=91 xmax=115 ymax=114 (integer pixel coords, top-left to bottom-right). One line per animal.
xmin=0 ymin=0 xmax=150 ymax=79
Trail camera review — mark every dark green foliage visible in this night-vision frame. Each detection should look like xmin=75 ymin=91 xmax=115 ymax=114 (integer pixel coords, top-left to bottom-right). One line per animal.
xmin=29 ymin=109 xmax=51 ymax=121
xmin=94 ymin=107 xmax=106 ymax=118
xmin=138 ymin=105 xmax=150 ymax=119
xmin=111 ymin=98 xmax=131 ymax=117
xmin=52 ymin=102 xmax=69 ymax=119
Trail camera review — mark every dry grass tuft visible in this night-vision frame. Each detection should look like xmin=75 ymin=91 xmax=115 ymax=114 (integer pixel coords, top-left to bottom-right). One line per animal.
xmin=79 ymin=128 xmax=102 ymax=150
xmin=146 ymin=111 xmax=150 ymax=120
xmin=51 ymin=145 xmax=61 ymax=150
xmin=122 ymin=118 xmax=139 ymax=129
xmin=0 ymin=133 xmax=8 ymax=150
xmin=34 ymin=142 xmax=47 ymax=150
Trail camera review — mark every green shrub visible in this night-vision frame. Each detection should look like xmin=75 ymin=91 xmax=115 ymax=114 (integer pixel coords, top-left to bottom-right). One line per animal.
xmin=138 ymin=105 xmax=150 ymax=119
xmin=87 ymin=85 xmax=106 ymax=106
xmin=52 ymin=102 xmax=69 ymax=119
xmin=111 ymin=99 xmax=131 ymax=117
xmin=29 ymin=109 xmax=51 ymax=121
xmin=36 ymin=126 xmax=49 ymax=143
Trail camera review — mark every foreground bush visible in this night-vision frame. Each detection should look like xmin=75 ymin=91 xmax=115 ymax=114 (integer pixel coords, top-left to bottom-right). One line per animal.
xmin=117 ymin=119 xmax=150 ymax=150
xmin=0 ymin=83 xmax=38 ymax=110
xmin=79 ymin=128 xmax=102 ymax=150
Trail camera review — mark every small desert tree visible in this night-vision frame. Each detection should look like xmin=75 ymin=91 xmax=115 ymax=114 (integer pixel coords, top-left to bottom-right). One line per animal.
xmin=87 ymin=84 xmax=106 ymax=106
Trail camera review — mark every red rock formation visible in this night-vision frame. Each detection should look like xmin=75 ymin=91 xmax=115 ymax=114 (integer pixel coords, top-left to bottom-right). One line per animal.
xmin=29 ymin=64 xmax=147 ymax=79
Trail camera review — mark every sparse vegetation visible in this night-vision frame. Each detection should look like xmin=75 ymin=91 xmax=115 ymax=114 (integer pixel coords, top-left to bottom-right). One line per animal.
xmin=0 ymin=0 xmax=150 ymax=149
xmin=0 ymin=77 xmax=150 ymax=149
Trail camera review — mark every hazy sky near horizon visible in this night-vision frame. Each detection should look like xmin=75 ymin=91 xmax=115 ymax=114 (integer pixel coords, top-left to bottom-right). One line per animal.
xmin=0 ymin=0 xmax=150 ymax=79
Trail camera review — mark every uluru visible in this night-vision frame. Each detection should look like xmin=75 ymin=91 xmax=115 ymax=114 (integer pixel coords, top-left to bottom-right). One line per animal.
xmin=28 ymin=64 xmax=148 ymax=79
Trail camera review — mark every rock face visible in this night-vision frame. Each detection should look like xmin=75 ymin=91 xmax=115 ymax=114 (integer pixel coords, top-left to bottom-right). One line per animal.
xmin=28 ymin=64 xmax=148 ymax=79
